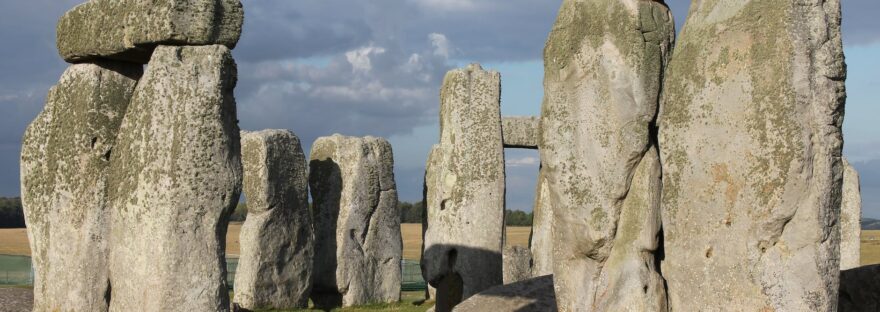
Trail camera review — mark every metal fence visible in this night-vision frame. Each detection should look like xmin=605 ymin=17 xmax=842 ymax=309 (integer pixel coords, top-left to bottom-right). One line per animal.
xmin=0 ymin=255 xmax=33 ymax=286
xmin=0 ymin=255 xmax=427 ymax=292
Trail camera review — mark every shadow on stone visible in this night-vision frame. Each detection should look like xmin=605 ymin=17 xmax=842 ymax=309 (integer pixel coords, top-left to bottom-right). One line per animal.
xmin=839 ymin=264 xmax=880 ymax=312
xmin=453 ymin=275 xmax=556 ymax=312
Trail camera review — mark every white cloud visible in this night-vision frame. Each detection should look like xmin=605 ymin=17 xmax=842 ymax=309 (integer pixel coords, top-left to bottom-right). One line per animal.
xmin=506 ymin=156 xmax=540 ymax=167
xmin=413 ymin=0 xmax=476 ymax=11
xmin=429 ymin=33 xmax=452 ymax=59
xmin=345 ymin=45 xmax=386 ymax=74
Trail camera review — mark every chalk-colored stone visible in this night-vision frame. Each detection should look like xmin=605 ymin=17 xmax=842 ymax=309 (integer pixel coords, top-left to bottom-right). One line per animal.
xmin=57 ymin=0 xmax=243 ymax=63
xmin=21 ymin=61 xmax=141 ymax=312
xmin=423 ymin=64 xmax=504 ymax=312
xmin=234 ymin=130 xmax=314 ymax=310
xmin=503 ymin=246 xmax=532 ymax=285
xmin=452 ymin=275 xmax=556 ymax=312
xmin=841 ymin=159 xmax=862 ymax=270
xmin=108 ymin=45 xmax=242 ymax=311
xmin=658 ymin=1 xmax=846 ymax=310
xmin=541 ymin=1 xmax=672 ymax=310
xmin=309 ymin=135 xmax=402 ymax=308
xmin=501 ymin=116 xmax=539 ymax=149
xmin=528 ymin=169 xmax=553 ymax=277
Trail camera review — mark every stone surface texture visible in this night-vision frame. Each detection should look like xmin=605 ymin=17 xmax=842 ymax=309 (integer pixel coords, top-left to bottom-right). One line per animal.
xmin=57 ymin=0 xmax=243 ymax=63
xmin=502 ymin=246 xmax=533 ymax=285
xmin=452 ymin=275 xmax=557 ymax=312
xmin=422 ymin=64 xmax=504 ymax=312
xmin=658 ymin=1 xmax=846 ymax=311
xmin=309 ymin=135 xmax=402 ymax=308
xmin=841 ymin=159 xmax=861 ymax=270
xmin=528 ymin=169 xmax=553 ymax=277
xmin=234 ymin=130 xmax=314 ymax=310
xmin=501 ymin=116 xmax=540 ymax=149
xmin=21 ymin=61 xmax=141 ymax=312
xmin=839 ymin=264 xmax=880 ymax=312
xmin=107 ymin=45 xmax=242 ymax=312
xmin=541 ymin=1 xmax=673 ymax=310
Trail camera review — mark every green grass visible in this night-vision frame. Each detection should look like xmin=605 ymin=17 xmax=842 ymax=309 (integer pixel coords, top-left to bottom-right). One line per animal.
xmin=241 ymin=291 xmax=433 ymax=312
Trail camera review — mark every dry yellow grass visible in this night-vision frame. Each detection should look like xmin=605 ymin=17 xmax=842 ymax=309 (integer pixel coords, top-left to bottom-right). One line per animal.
xmin=6 ymin=226 xmax=876 ymax=266
xmin=861 ymin=230 xmax=880 ymax=266
xmin=0 ymin=228 xmax=30 ymax=256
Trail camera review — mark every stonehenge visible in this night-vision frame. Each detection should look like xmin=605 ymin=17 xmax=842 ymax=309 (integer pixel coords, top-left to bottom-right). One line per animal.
xmin=57 ymin=0 xmax=243 ymax=63
xmin=540 ymin=0 xmax=673 ymax=310
xmin=659 ymin=1 xmax=846 ymax=310
xmin=841 ymin=159 xmax=862 ymax=270
xmin=309 ymin=135 xmax=402 ymax=308
xmin=20 ymin=61 xmax=141 ymax=312
xmin=108 ymin=45 xmax=241 ymax=311
xmin=422 ymin=64 xmax=505 ymax=311
xmin=21 ymin=0 xmax=861 ymax=311
xmin=234 ymin=130 xmax=314 ymax=310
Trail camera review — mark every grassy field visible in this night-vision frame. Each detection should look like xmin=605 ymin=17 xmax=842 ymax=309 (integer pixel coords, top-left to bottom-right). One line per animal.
xmin=3 ymin=226 xmax=877 ymax=265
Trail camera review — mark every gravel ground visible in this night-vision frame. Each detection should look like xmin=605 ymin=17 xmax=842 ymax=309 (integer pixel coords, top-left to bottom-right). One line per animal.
xmin=0 ymin=287 xmax=32 ymax=312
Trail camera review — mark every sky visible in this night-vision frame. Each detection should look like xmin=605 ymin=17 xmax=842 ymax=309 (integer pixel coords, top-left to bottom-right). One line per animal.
xmin=0 ymin=1 xmax=878 ymax=217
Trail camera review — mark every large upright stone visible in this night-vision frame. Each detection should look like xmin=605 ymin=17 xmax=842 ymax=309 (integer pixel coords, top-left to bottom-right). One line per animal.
xmin=841 ymin=159 xmax=862 ymax=270
xmin=234 ymin=130 xmax=314 ymax=310
xmin=309 ymin=135 xmax=402 ymax=308
xmin=108 ymin=45 xmax=242 ymax=311
xmin=541 ymin=1 xmax=673 ymax=310
xmin=658 ymin=1 xmax=846 ymax=310
xmin=528 ymin=169 xmax=553 ymax=277
xmin=422 ymin=64 xmax=504 ymax=312
xmin=21 ymin=61 xmax=141 ymax=312
xmin=502 ymin=246 xmax=532 ymax=284
xmin=57 ymin=0 xmax=243 ymax=64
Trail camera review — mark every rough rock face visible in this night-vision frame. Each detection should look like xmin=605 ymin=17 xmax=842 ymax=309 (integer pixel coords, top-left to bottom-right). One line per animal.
xmin=21 ymin=61 xmax=141 ymax=312
xmin=452 ymin=275 xmax=556 ymax=312
xmin=309 ymin=135 xmax=402 ymax=308
xmin=234 ymin=130 xmax=314 ymax=310
xmin=841 ymin=159 xmax=861 ymax=270
xmin=501 ymin=116 xmax=539 ymax=149
xmin=658 ymin=1 xmax=846 ymax=311
xmin=502 ymin=246 xmax=533 ymax=284
xmin=839 ymin=264 xmax=880 ymax=312
xmin=540 ymin=1 xmax=673 ymax=310
xmin=423 ymin=64 xmax=504 ymax=312
xmin=108 ymin=45 xmax=241 ymax=311
xmin=528 ymin=169 xmax=553 ymax=277
xmin=57 ymin=0 xmax=243 ymax=63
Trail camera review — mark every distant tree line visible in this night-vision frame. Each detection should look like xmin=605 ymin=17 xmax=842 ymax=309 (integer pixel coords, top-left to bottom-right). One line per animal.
xmin=0 ymin=197 xmax=25 ymax=228
xmin=229 ymin=200 xmax=534 ymax=227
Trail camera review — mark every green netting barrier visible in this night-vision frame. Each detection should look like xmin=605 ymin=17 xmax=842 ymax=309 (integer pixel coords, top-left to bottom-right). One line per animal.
xmin=401 ymin=259 xmax=426 ymax=291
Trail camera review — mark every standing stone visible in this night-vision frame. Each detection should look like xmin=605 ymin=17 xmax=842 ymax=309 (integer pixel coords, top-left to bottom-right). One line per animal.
xmin=528 ymin=169 xmax=553 ymax=277
xmin=541 ymin=1 xmax=673 ymax=310
xmin=234 ymin=130 xmax=314 ymax=310
xmin=57 ymin=0 xmax=243 ymax=64
xmin=422 ymin=64 xmax=504 ymax=312
xmin=841 ymin=159 xmax=861 ymax=270
xmin=108 ymin=45 xmax=241 ymax=312
xmin=839 ymin=264 xmax=880 ymax=311
xmin=21 ymin=61 xmax=141 ymax=312
xmin=502 ymin=246 xmax=533 ymax=284
xmin=309 ymin=135 xmax=402 ymax=308
xmin=501 ymin=116 xmax=540 ymax=149
xmin=658 ymin=1 xmax=846 ymax=311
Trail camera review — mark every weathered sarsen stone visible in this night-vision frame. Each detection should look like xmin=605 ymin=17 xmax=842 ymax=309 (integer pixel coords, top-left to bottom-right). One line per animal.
xmin=234 ymin=130 xmax=314 ymax=310
xmin=21 ymin=61 xmax=141 ymax=312
xmin=422 ymin=64 xmax=504 ymax=312
xmin=502 ymin=246 xmax=532 ymax=285
xmin=528 ymin=168 xmax=553 ymax=277
xmin=309 ymin=135 xmax=402 ymax=308
xmin=839 ymin=264 xmax=880 ymax=312
xmin=501 ymin=116 xmax=539 ymax=149
xmin=108 ymin=45 xmax=242 ymax=311
xmin=57 ymin=0 xmax=243 ymax=63
xmin=841 ymin=159 xmax=861 ymax=270
xmin=658 ymin=1 xmax=846 ymax=310
xmin=452 ymin=275 xmax=557 ymax=312
xmin=541 ymin=1 xmax=673 ymax=310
